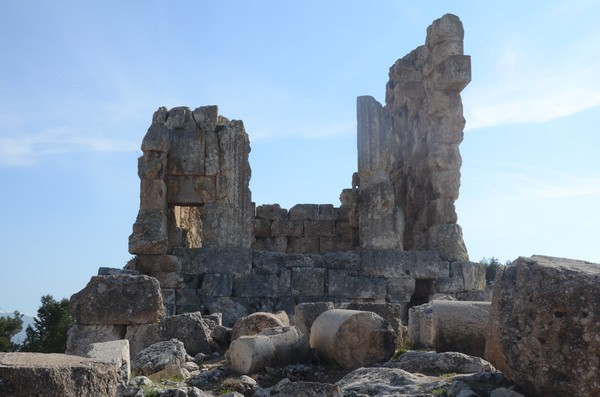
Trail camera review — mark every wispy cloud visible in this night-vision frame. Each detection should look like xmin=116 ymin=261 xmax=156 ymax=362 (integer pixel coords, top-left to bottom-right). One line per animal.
xmin=464 ymin=16 xmax=600 ymax=130
xmin=0 ymin=128 xmax=137 ymax=167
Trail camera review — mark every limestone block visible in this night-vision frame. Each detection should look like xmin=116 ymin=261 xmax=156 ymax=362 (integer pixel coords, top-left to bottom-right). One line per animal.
xmin=226 ymin=326 xmax=310 ymax=374
xmin=201 ymin=204 xmax=252 ymax=249
xmin=271 ymin=219 xmax=303 ymax=237
xmin=431 ymin=170 xmax=460 ymax=199
xmin=186 ymin=247 xmax=252 ymax=275
xmin=233 ymin=270 xmax=290 ymax=298
xmin=138 ymin=151 xmax=167 ymax=180
xmin=231 ymin=312 xmax=286 ymax=341
xmin=294 ymin=302 xmax=334 ymax=338
xmin=318 ymin=204 xmax=334 ymax=220
xmin=199 ymin=297 xmax=249 ymax=327
xmin=310 ymin=309 xmax=396 ymax=369
xmin=386 ymin=277 xmax=416 ymax=303
xmin=192 ymin=105 xmax=218 ymax=132
xmin=152 ymin=106 xmax=168 ymax=123
xmin=84 ymin=340 xmax=131 ymax=382
xmin=328 ymin=270 xmax=386 ymax=299
xmin=290 ymin=268 xmax=326 ymax=296
xmin=386 ymin=350 xmax=494 ymax=376
xmin=252 ymin=237 xmax=288 ymax=252
xmin=165 ymin=106 xmax=195 ymax=130
xmin=66 ymin=324 xmax=127 ymax=356
xmin=358 ymin=182 xmax=404 ymax=249
xmin=136 ymin=255 xmax=182 ymax=273
xmin=320 ymin=236 xmax=347 ymax=252
xmin=433 ymin=55 xmax=471 ymax=92
xmin=166 ymin=175 xmax=215 ymax=205
xmin=433 ymin=300 xmax=490 ymax=358
xmin=427 ymin=198 xmax=458 ymax=225
xmin=175 ymin=288 xmax=202 ymax=308
xmin=161 ymin=289 xmax=176 ymax=316
xmin=288 ymin=204 xmax=319 ymax=220
xmin=255 ymin=204 xmax=287 ymax=220
xmin=252 ymin=218 xmax=271 ymax=237
xmin=129 ymin=209 xmax=168 ymax=255
xmin=304 ymin=220 xmax=334 ymax=237
xmin=132 ymin=339 xmax=187 ymax=377
xmin=323 ymin=251 xmax=361 ymax=271
xmin=124 ymin=324 xmax=161 ymax=360
xmin=427 ymin=224 xmax=468 ymax=262
xmin=356 ymin=95 xmax=393 ymax=180
xmin=287 ymin=237 xmax=320 ymax=253
xmin=204 ymin=129 xmax=220 ymax=176
xmin=70 ymin=275 xmax=165 ymax=325
xmin=141 ymin=122 xmax=170 ymax=153
xmin=199 ymin=273 xmax=232 ymax=297
xmin=147 ymin=271 xmax=185 ymax=289
xmin=485 ymin=256 xmax=600 ymax=397
xmin=0 ymin=353 xmax=118 ymax=397
xmin=408 ymin=302 xmax=435 ymax=349
xmin=159 ymin=312 xmax=213 ymax=356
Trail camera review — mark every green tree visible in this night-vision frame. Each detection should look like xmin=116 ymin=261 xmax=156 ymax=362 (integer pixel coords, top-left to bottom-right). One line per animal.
xmin=21 ymin=295 xmax=74 ymax=353
xmin=0 ymin=311 xmax=23 ymax=352
xmin=479 ymin=257 xmax=511 ymax=286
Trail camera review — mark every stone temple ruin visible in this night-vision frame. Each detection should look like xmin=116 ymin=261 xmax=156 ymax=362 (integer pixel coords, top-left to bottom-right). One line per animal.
xmin=127 ymin=14 xmax=483 ymax=325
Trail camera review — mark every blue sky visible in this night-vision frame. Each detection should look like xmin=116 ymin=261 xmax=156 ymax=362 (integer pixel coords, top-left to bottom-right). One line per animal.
xmin=1 ymin=1 xmax=599 ymax=315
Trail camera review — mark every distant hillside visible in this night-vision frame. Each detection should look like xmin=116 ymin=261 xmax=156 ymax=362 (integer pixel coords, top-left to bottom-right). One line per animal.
xmin=0 ymin=311 xmax=35 ymax=345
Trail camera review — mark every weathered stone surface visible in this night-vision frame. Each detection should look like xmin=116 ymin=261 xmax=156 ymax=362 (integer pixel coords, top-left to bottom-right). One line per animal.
xmin=129 ymin=209 xmax=168 ymax=255
xmin=66 ymin=324 xmax=127 ymax=356
xmin=84 ymin=340 xmax=131 ymax=382
xmin=226 ymin=326 xmax=310 ymax=374
xmin=294 ymin=302 xmax=334 ymax=338
xmin=339 ymin=302 xmax=405 ymax=334
xmin=0 ymin=353 xmax=118 ymax=397
xmin=328 ymin=270 xmax=386 ymax=299
xmin=231 ymin=312 xmax=286 ymax=341
xmin=336 ymin=367 xmax=447 ymax=396
xmin=408 ymin=300 xmax=490 ymax=357
xmin=485 ymin=255 xmax=600 ymax=397
xmin=132 ymin=339 xmax=187 ymax=376
xmin=310 ymin=309 xmax=396 ymax=369
xmin=160 ymin=312 xmax=213 ymax=356
xmin=125 ymin=324 xmax=161 ymax=360
xmin=266 ymin=378 xmax=342 ymax=397
xmin=386 ymin=350 xmax=495 ymax=375
xmin=70 ymin=275 xmax=165 ymax=325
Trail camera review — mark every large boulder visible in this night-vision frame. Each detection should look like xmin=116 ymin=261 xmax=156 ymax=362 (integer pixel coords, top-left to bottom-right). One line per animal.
xmin=132 ymin=338 xmax=187 ymax=377
xmin=160 ymin=312 xmax=214 ymax=356
xmin=0 ymin=352 xmax=118 ymax=397
xmin=309 ymin=309 xmax=396 ymax=369
xmin=70 ymin=275 xmax=165 ymax=325
xmin=485 ymin=255 xmax=600 ymax=397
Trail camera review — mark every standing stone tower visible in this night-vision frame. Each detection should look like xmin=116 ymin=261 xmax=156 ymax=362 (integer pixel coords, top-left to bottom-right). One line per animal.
xmin=357 ymin=13 xmax=470 ymax=261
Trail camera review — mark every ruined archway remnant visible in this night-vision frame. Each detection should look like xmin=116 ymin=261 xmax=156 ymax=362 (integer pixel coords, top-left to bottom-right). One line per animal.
xmin=128 ymin=14 xmax=483 ymax=319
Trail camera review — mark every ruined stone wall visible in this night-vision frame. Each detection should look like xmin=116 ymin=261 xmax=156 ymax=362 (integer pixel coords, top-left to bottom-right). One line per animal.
xmin=252 ymin=202 xmax=359 ymax=253
xmin=127 ymin=14 xmax=482 ymax=321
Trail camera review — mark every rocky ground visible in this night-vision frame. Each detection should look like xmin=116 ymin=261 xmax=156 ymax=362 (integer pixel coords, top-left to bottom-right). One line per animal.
xmin=122 ymin=351 xmax=528 ymax=397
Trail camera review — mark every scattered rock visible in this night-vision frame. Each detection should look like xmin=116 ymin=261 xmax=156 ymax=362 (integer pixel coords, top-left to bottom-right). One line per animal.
xmin=335 ymin=367 xmax=448 ymax=396
xmin=66 ymin=324 xmax=127 ymax=356
xmin=265 ymin=378 xmax=343 ymax=397
xmin=386 ymin=350 xmax=495 ymax=375
xmin=310 ymin=309 xmax=396 ymax=369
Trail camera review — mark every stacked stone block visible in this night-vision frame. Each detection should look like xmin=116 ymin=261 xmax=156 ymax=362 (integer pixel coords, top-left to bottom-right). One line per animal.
xmin=252 ymin=203 xmax=359 ymax=253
